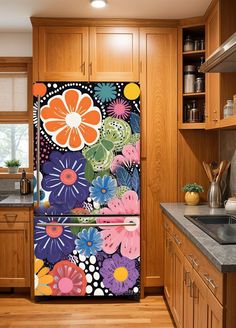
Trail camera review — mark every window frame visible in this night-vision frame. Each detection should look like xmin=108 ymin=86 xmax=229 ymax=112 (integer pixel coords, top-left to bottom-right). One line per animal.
xmin=0 ymin=57 xmax=33 ymax=176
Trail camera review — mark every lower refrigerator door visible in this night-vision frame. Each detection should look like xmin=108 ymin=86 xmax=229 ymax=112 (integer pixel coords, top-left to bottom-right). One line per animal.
xmin=34 ymin=216 xmax=140 ymax=297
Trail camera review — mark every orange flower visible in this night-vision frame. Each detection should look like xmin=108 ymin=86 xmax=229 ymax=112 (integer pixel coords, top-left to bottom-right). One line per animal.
xmin=41 ymin=89 xmax=102 ymax=151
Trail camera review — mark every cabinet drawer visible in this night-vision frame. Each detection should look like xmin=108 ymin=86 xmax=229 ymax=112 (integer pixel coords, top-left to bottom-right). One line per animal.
xmin=185 ymin=237 xmax=223 ymax=304
xmin=0 ymin=208 xmax=30 ymax=223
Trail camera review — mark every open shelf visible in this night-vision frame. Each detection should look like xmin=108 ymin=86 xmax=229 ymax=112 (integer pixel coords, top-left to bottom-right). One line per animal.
xmin=219 ymin=116 xmax=236 ymax=129
xmin=183 ymin=50 xmax=206 ymax=56
xmin=178 ymin=122 xmax=205 ymax=130
xmin=183 ymin=92 xmax=205 ymax=97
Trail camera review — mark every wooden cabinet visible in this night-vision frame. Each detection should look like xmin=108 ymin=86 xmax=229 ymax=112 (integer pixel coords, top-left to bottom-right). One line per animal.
xmin=205 ymin=1 xmax=220 ymax=129
xmin=32 ymin=22 xmax=139 ymax=82
xmin=89 ymin=27 xmax=139 ymax=81
xmin=163 ymin=212 xmax=224 ymax=328
xmin=0 ymin=208 xmax=31 ymax=287
xmin=140 ymin=27 xmax=177 ymax=288
xmin=205 ymin=0 xmax=236 ymax=129
xmin=38 ymin=27 xmax=89 ymax=81
xmin=172 ymin=237 xmax=184 ymax=328
xmin=178 ymin=24 xmax=206 ymax=129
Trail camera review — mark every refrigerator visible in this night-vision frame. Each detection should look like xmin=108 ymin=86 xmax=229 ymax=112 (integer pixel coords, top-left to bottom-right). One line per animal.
xmin=33 ymin=82 xmax=141 ymax=298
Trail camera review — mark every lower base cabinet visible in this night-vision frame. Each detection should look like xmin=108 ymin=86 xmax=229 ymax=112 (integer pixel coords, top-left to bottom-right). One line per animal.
xmin=0 ymin=208 xmax=31 ymax=287
xmin=163 ymin=213 xmax=225 ymax=328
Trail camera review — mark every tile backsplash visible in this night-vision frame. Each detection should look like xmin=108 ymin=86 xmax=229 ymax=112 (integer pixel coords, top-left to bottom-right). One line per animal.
xmin=220 ymin=130 xmax=236 ymax=196
xmin=0 ymin=178 xmax=21 ymax=192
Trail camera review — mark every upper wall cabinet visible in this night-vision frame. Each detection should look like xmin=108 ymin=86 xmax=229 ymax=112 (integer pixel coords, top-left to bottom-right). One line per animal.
xmin=89 ymin=27 xmax=139 ymax=81
xmin=38 ymin=27 xmax=89 ymax=81
xmin=32 ymin=22 xmax=139 ymax=82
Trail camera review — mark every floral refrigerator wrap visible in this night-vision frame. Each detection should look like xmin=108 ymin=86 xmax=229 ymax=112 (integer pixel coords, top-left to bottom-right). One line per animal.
xmin=33 ymin=82 xmax=141 ymax=298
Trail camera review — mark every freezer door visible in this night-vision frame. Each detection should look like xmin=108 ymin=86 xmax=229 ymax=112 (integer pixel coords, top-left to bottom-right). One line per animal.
xmin=33 ymin=82 xmax=140 ymax=216
xmin=34 ymin=216 xmax=140 ymax=297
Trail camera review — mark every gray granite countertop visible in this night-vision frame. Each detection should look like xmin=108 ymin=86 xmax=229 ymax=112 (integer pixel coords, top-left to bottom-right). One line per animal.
xmin=0 ymin=192 xmax=33 ymax=207
xmin=160 ymin=203 xmax=236 ymax=273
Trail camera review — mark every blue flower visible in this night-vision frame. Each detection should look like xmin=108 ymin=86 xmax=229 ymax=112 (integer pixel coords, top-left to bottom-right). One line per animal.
xmin=75 ymin=227 xmax=103 ymax=257
xmin=89 ymin=175 xmax=117 ymax=204
xmin=94 ymin=83 xmax=117 ymax=102
xmin=41 ymin=151 xmax=90 ymax=210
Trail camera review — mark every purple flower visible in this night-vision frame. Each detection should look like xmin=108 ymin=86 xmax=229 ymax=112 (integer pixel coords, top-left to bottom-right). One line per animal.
xmin=100 ymin=254 xmax=139 ymax=295
xmin=41 ymin=151 xmax=90 ymax=210
xmin=34 ymin=217 xmax=76 ymax=264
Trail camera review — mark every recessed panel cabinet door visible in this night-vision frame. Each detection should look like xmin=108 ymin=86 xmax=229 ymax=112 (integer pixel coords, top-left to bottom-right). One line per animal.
xmin=38 ymin=27 xmax=89 ymax=81
xmin=89 ymin=27 xmax=139 ymax=81
xmin=0 ymin=222 xmax=30 ymax=287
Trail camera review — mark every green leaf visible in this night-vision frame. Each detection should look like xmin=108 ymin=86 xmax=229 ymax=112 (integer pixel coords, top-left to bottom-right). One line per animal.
xmin=101 ymin=139 xmax=114 ymax=151
xmin=85 ymin=161 xmax=95 ymax=182
xmin=94 ymin=145 xmax=106 ymax=161
xmin=70 ymin=217 xmax=96 ymax=235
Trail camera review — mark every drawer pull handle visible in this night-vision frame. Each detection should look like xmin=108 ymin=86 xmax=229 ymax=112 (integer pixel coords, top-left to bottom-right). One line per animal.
xmin=173 ymin=234 xmax=182 ymax=246
xmin=4 ymin=214 xmax=17 ymax=221
xmin=190 ymin=281 xmax=194 ymax=298
xmin=184 ymin=271 xmax=191 ymax=287
xmin=203 ymin=274 xmax=217 ymax=290
xmin=188 ymin=254 xmax=199 ymax=269
xmin=37 ymin=222 xmax=136 ymax=228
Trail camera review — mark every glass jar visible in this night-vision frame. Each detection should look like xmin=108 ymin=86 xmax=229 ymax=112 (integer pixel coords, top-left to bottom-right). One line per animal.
xmin=184 ymin=65 xmax=196 ymax=93
xmin=189 ymin=100 xmax=199 ymax=123
xmin=223 ymin=100 xmax=234 ymax=118
xmin=184 ymin=35 xmax=194 ymax=52
xmin=194 ymin=77 xmax=204 ymax=93
xmin=200 ymin=39 xmax=205 ymax=50
xmin=194 ymin=40 xmax=200 ymax=51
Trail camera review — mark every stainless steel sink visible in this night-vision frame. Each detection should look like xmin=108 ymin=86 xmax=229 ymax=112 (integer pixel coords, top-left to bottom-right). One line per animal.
xmin=0 ymin=195 xmax=8 ymax=201
xmin=185 ymin=215 xmax=236 ymax=244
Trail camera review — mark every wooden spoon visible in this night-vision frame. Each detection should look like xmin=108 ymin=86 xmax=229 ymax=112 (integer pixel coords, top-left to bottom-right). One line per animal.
xmin=202 ymin=161 xmax=213 ymax=182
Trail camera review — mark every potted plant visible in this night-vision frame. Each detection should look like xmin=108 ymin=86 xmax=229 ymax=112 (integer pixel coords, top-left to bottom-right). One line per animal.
xmin=182 ymin=183 xmax=204 ymax=206
xmin=4 ymin=159 xmax=21 ymax=174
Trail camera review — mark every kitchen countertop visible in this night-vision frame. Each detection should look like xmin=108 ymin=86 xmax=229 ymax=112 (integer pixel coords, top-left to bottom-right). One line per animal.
xmin=160 ymin=203 xmax=236 ymax=273
xmin=0 ymin=192 xmax=33 ymax=207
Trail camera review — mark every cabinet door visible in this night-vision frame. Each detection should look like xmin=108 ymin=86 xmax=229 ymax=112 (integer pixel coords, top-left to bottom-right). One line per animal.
xmin=172 ymin=242 xmax=184 ymax=328
xmin=205 ymin=1 xmax=220 ymax=128
xmin=164 ymin=231 xmax=173 ymax=308
xmin=140 ymin=28 xmax=177 ymax=288
xmin=89 ymin=27 xmax=139 ymax=81
xmin=183 ymin=259 xmax=194 ymax=328
xmin=193 ymin=271 xmax=208 ymax=328
xmin=207 ymin=289 xmax=223 ymax=328
xmin=0 ymin=222 xmax=30 ymax=287
xmin=38 ymin=27 xmax=88 ymax=81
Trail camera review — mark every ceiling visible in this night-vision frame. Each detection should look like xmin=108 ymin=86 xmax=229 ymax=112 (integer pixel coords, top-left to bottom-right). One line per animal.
xmin=0 ymin=0 xmax=211 ymax=32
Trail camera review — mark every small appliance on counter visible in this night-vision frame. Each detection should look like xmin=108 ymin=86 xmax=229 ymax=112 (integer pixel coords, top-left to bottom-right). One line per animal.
xmin=33 ymin=81 xmax=141 ymax=299
xmin=224 ymin=197 xmax=236 ymax=214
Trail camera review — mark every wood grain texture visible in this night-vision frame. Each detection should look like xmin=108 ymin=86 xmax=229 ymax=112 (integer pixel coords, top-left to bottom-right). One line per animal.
xmin=89 ymin=27 xmax=139 ymax=81
xmin=38 ymin=27 xmax=89 ymax=81
xmin=0 ymin=222 xmax=30 ymax=287
xmin=31 ymin=17 xmax=179 ymax=28
xmin=177 ymin=130 xmax=219 ymax=202
xmin=140 ymin=28 xmax=177 ymax=287
xmin=205 ymin=0 xmax=220 ymax=129
xmin=0 ymin=295 xmax=175 ymax=328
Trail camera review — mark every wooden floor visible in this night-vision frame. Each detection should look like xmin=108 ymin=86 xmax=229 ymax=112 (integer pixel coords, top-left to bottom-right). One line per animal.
xmin=0 ymin=294 xmax=175 ymax=328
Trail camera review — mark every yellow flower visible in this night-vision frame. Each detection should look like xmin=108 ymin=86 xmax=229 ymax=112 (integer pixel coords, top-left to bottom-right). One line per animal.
xmin=34 ymin=257 xmax=53 ymax=296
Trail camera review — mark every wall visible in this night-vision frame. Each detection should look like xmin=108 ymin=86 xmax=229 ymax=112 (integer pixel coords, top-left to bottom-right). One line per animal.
xmin=220 ymin=130 xmax=236 ymax=196
xmin=0 ymin=32 xmax=32 ymax=56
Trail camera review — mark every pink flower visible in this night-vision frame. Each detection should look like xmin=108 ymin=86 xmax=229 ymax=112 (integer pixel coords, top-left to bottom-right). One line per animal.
xmin=96 ymin=191 xmax=140 ymax=260
xmin=106 ymin=98 xmax=131 ymax=119
xmin=110 ymin=140 xmax=140 ymax=174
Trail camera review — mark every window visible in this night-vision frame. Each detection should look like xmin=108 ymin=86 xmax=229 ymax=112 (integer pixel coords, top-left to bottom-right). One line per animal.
xmin=0 ymin=124 xmax=29 ymax=167
xmin=0 ymin=58 xmax=32 ymax=173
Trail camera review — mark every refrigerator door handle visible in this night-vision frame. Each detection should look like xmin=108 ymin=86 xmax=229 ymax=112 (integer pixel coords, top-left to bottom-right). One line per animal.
xmin=36 ymin=94 xmax=41 ymax=207
xmin=37 ymin=222 xmax=137 ymax=228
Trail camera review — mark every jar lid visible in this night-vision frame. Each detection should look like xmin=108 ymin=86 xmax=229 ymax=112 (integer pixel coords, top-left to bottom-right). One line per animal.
xmin=184 ymin=65 xmax=195 ymax=72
